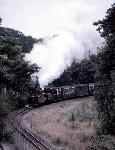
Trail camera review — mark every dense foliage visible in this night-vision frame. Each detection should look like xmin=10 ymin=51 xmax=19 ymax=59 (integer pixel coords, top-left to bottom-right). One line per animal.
xmin=51 ymin=54 xmax=96 ymax=87
xmin=0 ymin=18 xmax=39 ymax=139
xmin=94 ymin=3 xmax=115 ymax=135
xmin=0 ymin=20 xmax=40 ymax=109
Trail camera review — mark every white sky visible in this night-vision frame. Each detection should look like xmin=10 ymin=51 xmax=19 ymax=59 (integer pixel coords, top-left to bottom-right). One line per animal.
xmin=0 ymin=0 xmax=114 ymax=87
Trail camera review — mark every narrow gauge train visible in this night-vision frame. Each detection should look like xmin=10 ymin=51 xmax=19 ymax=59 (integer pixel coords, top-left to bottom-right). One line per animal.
xmin=28 ymin=83 xmax=94 ymax=107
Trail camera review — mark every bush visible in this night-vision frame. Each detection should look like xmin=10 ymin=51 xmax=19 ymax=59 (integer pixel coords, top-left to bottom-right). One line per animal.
xmin=87 ymin=135 xmax=115 ymax=150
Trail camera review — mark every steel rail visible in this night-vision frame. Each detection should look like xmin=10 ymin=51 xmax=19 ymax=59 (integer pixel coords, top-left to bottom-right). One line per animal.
xmin=8 ymin=108 xmax=55 ymax=150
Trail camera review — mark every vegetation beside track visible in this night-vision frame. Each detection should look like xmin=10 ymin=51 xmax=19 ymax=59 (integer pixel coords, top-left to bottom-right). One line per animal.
xmin=23 ymin=97 xmax=97 ymax=150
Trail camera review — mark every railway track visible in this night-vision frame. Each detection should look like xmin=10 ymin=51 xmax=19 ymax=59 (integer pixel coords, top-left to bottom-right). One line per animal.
xmin=6 ymin=97 xmax=94 ymax=150
xmin=7 ymin=107 xmax=55 ymax=150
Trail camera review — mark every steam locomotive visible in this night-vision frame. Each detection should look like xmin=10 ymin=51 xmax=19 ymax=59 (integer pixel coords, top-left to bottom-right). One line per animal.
xmin=28 ymin=83 xmax=94 ymax=107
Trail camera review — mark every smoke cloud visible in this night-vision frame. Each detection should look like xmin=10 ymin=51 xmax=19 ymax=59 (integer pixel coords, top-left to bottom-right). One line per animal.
xmin=0 ymin=0 xmax=113 ymax=87
xmin=25 ymin=0 xmax=113 ymax=87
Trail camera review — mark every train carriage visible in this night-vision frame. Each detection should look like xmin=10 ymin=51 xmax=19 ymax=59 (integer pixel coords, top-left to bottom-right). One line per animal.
xmin=62 ymin=86 xmax=76 ymax=99
xmin=28 ymin=83 xmax=95 ymax=107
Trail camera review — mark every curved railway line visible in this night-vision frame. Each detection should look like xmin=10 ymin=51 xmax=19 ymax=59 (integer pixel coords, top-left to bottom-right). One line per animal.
xmin=6 ymin=96 xmax=94 ymax=150
xmin=7 ymin=107 xmax=55 ymax=150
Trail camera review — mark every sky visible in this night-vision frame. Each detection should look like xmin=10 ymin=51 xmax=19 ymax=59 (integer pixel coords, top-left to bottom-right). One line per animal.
xmin=0 ymin=0 xmax=114 ymax=87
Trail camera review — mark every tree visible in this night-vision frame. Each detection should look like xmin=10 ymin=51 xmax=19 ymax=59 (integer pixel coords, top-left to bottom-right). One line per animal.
xmin=0 ymin=26 xmax=39 ymax=106
xmin=79 ymin=55 xmax=96 ymax=84
xmin=0 ymin=18 xmax=40 ymax=139
xmin=51 ymin=54 xmax=97 ymax=87
xmin=94 ymin=3 xmax=115 ymax=135
xmin=0 ymin=18 xmax=2 ymax=25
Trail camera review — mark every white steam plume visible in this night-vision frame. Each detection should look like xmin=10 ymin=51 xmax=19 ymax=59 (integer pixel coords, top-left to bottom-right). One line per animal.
xmin=24 ymin=0 xmax=113 ymax=87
